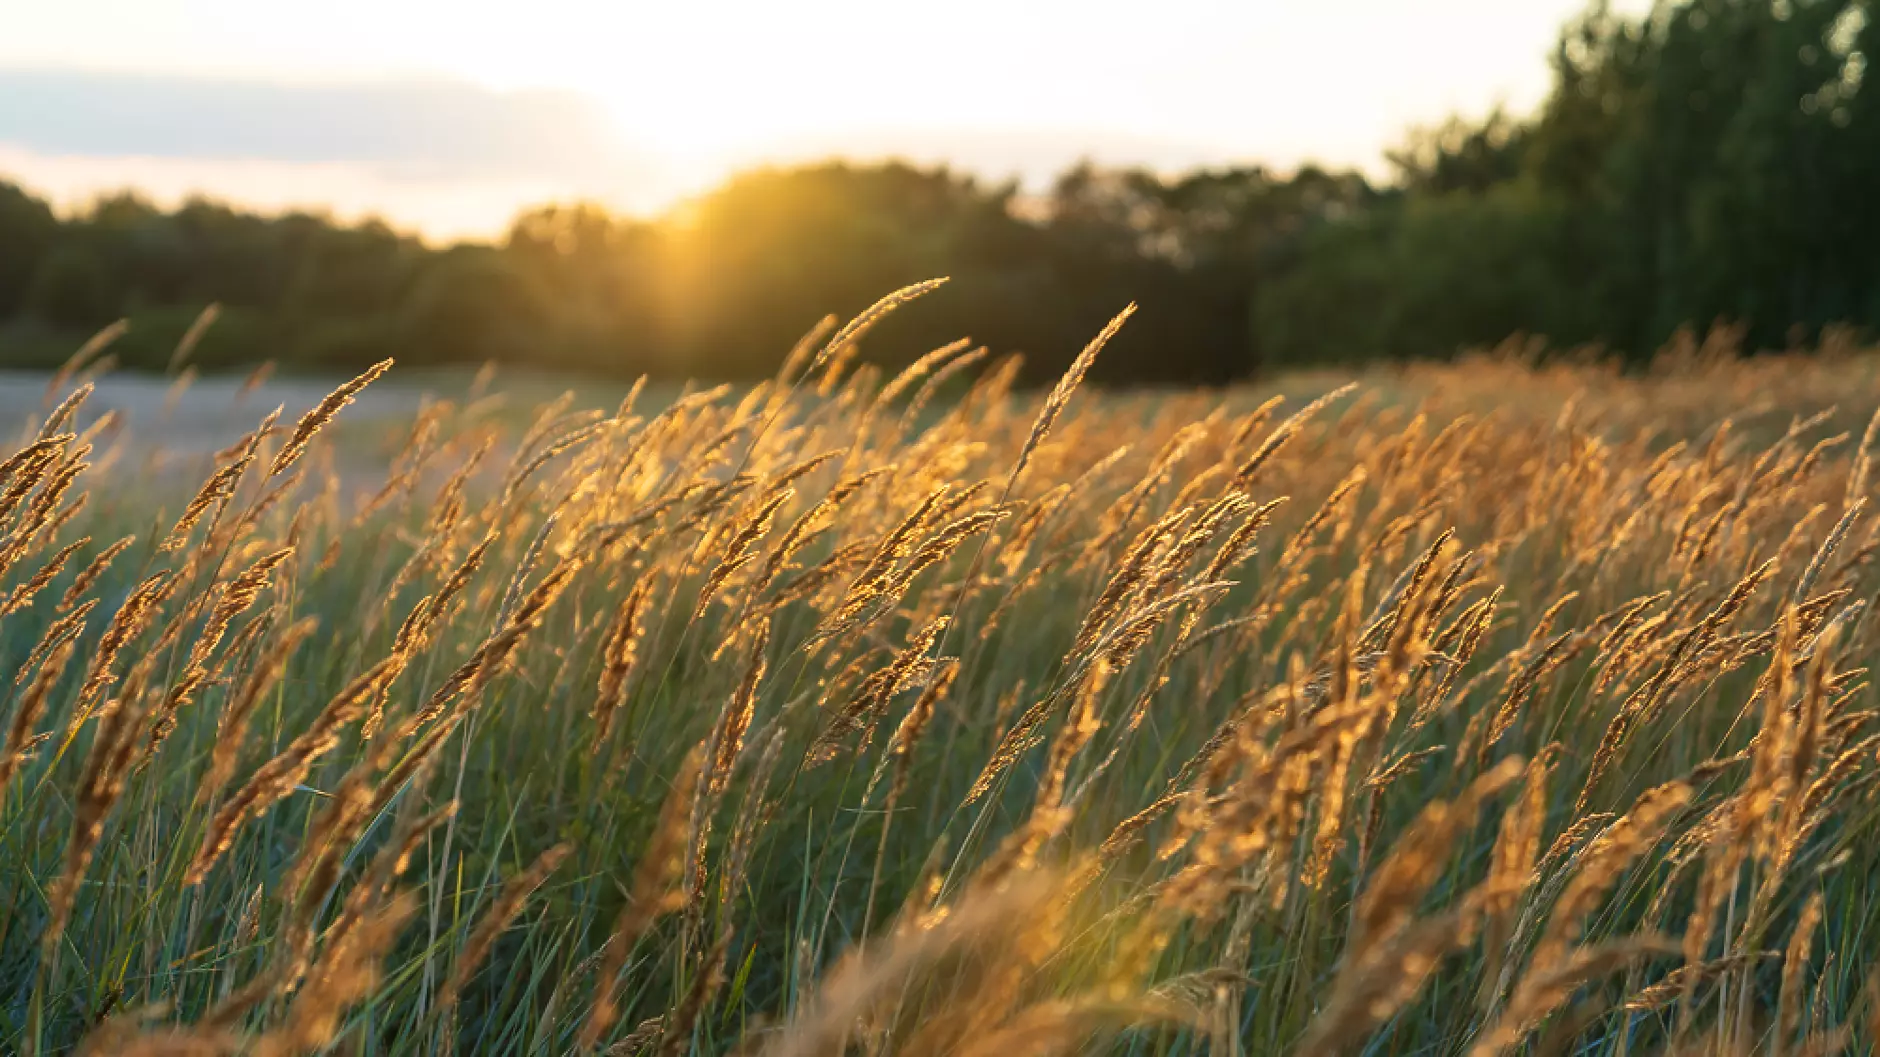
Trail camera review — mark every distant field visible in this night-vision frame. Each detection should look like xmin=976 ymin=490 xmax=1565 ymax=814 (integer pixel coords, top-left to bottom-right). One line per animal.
xmin=0 ymin=365 xmax=643 ymax=456
xmin=4 ymin=295 xmax=1880 ymax=1055
xmin=10 ymin=329 xmax=1875 ymax=474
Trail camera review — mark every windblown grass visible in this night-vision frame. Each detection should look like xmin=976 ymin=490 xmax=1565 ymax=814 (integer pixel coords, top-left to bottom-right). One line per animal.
xmin=4 ymin=286 xmax=1880 ymax=1055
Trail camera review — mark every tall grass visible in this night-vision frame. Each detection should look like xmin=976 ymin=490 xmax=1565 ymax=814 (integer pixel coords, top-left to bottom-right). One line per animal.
xmin=4 ymin=287 xmax=1880 ymax=1055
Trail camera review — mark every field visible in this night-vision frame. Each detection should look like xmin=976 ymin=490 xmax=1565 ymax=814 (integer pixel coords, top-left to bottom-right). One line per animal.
xmin=4 ymin=285 xmax=1880 ymax=1055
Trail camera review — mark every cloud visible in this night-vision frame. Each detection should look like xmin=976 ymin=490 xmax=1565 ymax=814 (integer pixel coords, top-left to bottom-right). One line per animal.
xmin=0 ymin=68 xmax=640 ymax=183
xmin=0 ymin=67 xmax=1369 ymax=237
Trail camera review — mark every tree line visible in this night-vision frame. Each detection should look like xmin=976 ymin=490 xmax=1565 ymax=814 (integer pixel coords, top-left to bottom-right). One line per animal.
xmin=1 ymin=0 xmax=1875 ymax=386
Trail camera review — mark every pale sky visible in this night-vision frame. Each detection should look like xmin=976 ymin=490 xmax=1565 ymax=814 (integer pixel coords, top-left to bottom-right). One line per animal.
xmin=0 ymin=0 xmax=1633 ymax=238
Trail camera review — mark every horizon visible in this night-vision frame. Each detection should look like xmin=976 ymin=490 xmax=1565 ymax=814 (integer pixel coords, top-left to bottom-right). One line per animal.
xmin=1 ymin=0 xmax=1639 ymax=238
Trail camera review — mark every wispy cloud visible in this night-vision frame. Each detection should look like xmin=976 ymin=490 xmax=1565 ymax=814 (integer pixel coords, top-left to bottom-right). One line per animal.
xmin=0 ymin=69 xmax=640 ymax=183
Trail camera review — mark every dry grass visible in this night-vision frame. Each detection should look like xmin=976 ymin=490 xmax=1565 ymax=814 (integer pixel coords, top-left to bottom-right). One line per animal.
xmin=4 ymin=289 xmax=1880 ymax=1055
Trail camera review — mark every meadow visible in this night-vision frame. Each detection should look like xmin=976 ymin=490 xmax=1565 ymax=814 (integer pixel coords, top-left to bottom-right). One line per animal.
xmin=3 ymin=282 xmax=1880 ymax=1055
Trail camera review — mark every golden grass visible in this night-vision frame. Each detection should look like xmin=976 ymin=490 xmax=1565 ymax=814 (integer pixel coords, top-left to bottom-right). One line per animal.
xmin=3 ymin=290 xmax=1880 ymax=1054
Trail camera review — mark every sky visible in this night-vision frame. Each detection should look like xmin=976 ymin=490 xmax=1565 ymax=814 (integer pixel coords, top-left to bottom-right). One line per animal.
xmin=0 ymin=0 xmax=1629 ymax=239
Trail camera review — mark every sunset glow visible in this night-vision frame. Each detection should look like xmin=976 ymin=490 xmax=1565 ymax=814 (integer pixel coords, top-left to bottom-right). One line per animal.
xmin=2 ymin=0 xmax=1638 ymax=233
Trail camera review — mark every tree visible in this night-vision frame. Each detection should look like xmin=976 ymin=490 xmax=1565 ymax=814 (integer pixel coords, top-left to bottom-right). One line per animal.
xmin=0 ymin=182 xmax=59 ymax=318
xmin=400 ymin=247 xmax=551 ymax=366
xmin=25 ymin=244 xmax=115 ymax=327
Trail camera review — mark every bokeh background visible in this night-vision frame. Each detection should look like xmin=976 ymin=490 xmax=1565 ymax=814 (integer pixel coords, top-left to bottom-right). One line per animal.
xmin=1 ymin=0 xmax=1874 ymax=386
